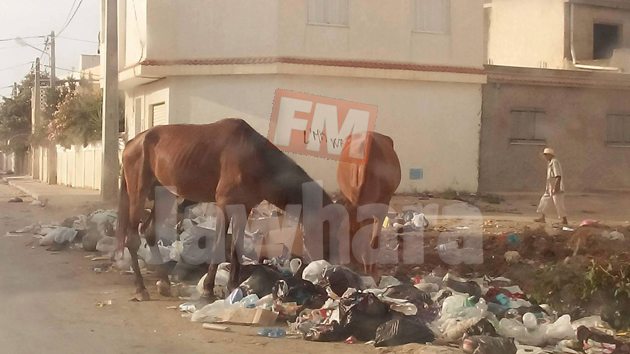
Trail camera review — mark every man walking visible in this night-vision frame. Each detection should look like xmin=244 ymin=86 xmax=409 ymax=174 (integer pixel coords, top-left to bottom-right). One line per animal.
xmin=535 ymin=148 xmax=568 ymax=225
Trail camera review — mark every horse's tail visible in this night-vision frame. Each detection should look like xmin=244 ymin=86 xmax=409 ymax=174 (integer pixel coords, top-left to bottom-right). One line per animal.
xmin=116 ymin=168 xmax=130 ymax=252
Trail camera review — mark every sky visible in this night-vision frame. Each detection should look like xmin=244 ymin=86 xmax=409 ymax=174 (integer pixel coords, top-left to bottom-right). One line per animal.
xmin=0 ymin=0 xmax=100 ymax=97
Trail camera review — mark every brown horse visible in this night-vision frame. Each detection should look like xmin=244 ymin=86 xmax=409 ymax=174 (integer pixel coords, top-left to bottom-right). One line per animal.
xmin=117 ymin=118 xmax=340 ymax=301
xmin=337 ymin=132 xmax=401 ymax=276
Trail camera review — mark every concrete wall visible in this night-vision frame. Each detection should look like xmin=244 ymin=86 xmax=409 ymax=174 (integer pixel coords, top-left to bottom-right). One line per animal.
xmin=487 ymin=0 xmax=566 ymax=69
xmin=480 ymin=69 xmax=630 ymax=193
xmin=119 ymin=0 xmax=484 ymax=68
xmin=136 ymin=74 xmax=483 ymax=193
xmin=278 ymin=0 xmax=484 ymax=67
xmin=124 ymin=79 xmax=171 ymax=138
xmin=572 ymin=3 xmax=630 ymax=62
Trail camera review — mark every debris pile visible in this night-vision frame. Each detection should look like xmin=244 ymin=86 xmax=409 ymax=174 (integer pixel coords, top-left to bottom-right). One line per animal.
xmin=180 ymin=255 xmax=629 ymax=352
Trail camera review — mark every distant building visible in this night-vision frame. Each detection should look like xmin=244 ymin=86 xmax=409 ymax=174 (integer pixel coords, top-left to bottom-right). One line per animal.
xmin=480 ymin=0 xmax=630 ymax=193
xmin=79 ymin=54 xmax=101 ymax=90
xmin=486 ymin=0 xmax=630 ymax=71
xmin=105 ymin=0 xmax=487 ymax=192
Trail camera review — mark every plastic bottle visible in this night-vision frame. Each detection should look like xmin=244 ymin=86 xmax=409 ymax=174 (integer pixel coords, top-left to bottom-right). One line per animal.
xmin=258 ymin=328 xmax=287 ymax=338
xmin=240 ymin=294 xmax=260 ymax=308
xmin=523 ymin=312 xmax=538 ymax=330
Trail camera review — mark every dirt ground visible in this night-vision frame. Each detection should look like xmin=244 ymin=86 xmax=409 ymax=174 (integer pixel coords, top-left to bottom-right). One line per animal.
xmin=0 ymin=183 xmax=461 ymax=354
xmin=1 ymin=182 xmax=628 ymax=353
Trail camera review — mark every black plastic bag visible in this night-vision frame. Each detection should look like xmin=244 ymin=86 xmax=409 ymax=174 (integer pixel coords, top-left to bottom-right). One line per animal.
xmin=324 ymin=266 xmax=365 ymax=297
xmin=340 ymin=292 xmax=392 ymax=341
xmin=382 ymin=284 xmax=433 ymax=306
xmin=465 ymin=318 xmax=498 ymax=337
xmin=461 ymin=335 xmax=517 ymax=354
xmin=272 ymin=277 xmax=327 ymax=307
xmin=238 ymin=265 xmax=283 ymax=298
xmin=444 ymin=277 xmax=482 ymax=299
xmin=304 ymin=322 xmax=346 ymax=342
xmin=374 ymin=317 xmax=435 ymax=347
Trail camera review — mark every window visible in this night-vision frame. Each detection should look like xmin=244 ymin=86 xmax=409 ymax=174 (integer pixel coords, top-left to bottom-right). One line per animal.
xmin=593 ymin=23 xmax=620 ymax=60
xmin=307 ymin=0 xmax=348 ymax=26
xmin=606 ymin=114 xmax=630 ymax=146
xmin=151 ymin=103 xmax=167 ymax=127
xmin=510 ymin=110 xmax=546 ymax=144
xmin=414 ymin=0 xmax=450 ymax=34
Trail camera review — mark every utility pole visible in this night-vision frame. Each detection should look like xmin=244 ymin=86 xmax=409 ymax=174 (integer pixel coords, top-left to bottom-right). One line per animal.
xmin=102 ymin=0 xmax=120 ymax=201
xmin=50 ymin=31 xmax=56 ymax=92
xmin=31 ymin=58 xmax=41 ymax=180
xmin=11 ymin=82 xmax=17 ymax=98
xmin=46 ymin=31 xmax=58 ymax=184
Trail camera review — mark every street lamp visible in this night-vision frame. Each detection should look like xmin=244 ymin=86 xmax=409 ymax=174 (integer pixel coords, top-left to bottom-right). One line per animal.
xmin=14 ymin=37 xmax=48 ymax=56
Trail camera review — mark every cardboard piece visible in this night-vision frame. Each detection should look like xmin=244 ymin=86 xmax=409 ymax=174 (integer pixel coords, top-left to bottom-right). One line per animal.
xmin=216 ymin=307 xmax=279 ymax=326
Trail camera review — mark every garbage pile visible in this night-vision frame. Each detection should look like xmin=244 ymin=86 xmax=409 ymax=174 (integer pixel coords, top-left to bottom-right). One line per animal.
xmin=182 ymin=259 xmax=630 ymax=353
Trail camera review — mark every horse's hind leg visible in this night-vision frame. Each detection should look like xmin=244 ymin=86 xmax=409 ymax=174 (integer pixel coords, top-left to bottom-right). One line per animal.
xmin=147 ymin=185 xmax=182 ymax=296
xmin=127 ymin=232 xmax=150 ymax=301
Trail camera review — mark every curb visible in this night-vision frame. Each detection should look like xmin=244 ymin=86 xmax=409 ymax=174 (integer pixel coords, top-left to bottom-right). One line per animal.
xmin=3 ymin=178 xmax=48 ymax=204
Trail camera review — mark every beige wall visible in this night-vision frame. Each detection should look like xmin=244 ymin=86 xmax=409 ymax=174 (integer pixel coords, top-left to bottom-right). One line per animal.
xmin=278 ymin=0 xmax=484 ymax=67
xmin=139 ymin=74 xmax=482 ymax=193
xmin=124 ymin=79 xmax=171 ymax=138
xmin=119 ymin=0 xmax=484 ymax=68
xmin=480 ymin=69 xmax=630 ymax=192
xmin=572 ymin=3 xmax=630 ymax=62
xmin=487 ymin=0 xmax=566 ymax=68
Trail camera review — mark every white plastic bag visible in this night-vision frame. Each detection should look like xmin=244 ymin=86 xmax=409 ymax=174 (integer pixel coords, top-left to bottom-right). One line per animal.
xmin=546 ymin=315 xmax=576 ymax=342
xmin=412 ymin=212 xmax=429 ymax=230
xmin=96 ymin=236 xmax=117 ymax=255
xmin=191 ymin=300 xmax=238 ymax=323
xmin=39 ymin=227 xmax=77 ymax=246
xmin=169 ymin=240 xmax=184 ymax=262
xmin=440 ymin=294 xmax=469 ymax=318
xmin=302 ymin=260 xmax=332 ymax=285
xmin=195 ymin=263 xmax=230 ymax=298
xmin=379 ymin=275 xmax=402 ymax=289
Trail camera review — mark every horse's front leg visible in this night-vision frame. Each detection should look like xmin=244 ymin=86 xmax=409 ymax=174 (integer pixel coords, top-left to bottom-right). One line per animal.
xmin=227 ymin=205 xmax=251 ymax=291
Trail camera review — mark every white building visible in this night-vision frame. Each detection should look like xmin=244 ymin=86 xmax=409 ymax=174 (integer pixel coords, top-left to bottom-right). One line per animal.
xmin=104 ymin=0 xmax=486 ymax=192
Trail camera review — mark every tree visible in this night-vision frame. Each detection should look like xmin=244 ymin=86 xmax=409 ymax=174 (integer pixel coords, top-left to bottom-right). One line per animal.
xmin=0 ymin=73 xmax=37 ymax=153
xmin=47 ymin=83 xmax=123 ymax=148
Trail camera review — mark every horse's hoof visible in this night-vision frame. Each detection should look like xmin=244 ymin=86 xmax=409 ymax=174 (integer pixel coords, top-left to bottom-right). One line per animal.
xmin=133 ymin=289 xmax=150 ymax=301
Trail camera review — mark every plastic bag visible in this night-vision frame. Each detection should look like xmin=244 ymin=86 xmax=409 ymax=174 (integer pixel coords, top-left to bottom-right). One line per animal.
xmin=272 ymin=278 xmax=326 ymax=307
xmin=411 ymin=213 xmax=429 ymax=230
xmin=82 ymin=228 xmax=104 ymax=252
xmin=325 ymin=266 xmax=366 ymax=297
xmin=180 ymin=225 xmax=215 ymax=265
xmin=239 ymin=265 xmax=283 ymax=298
xmin=461 ymin=335 xmax=517 ymax=354
xmin=96 ymin=236 xmax=117 ymax=255
xmin=374 ymin=317 xmax=435 ymax=347
xmin=195 ymin=263 xmax=230 ymax=298
xmin=191 ymin=300 xmax=239 ymax=323
xmin=51 ymin=227 xmax=79 ymax=245
xmin=466 ymin=318 xmax=498 ymax=337
xmin=302 ymin=260 xmax=332 ymax=285
xmin=382 ymin=284 xmax=432 ymax=305
xmin=340 ymin=292 xmax=392 ymax=341
xmin=440 ymin=294 xmax=470 ymax=318
xmin=443 ymin=274 xmax=482 ymax=299
xmin=304 ymin=322 xmax=345 ymax=342
xmin=546 ymin=315 xmax=576 ymax=342
xmin=379 ymin=276 xmax=402 ymax=289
